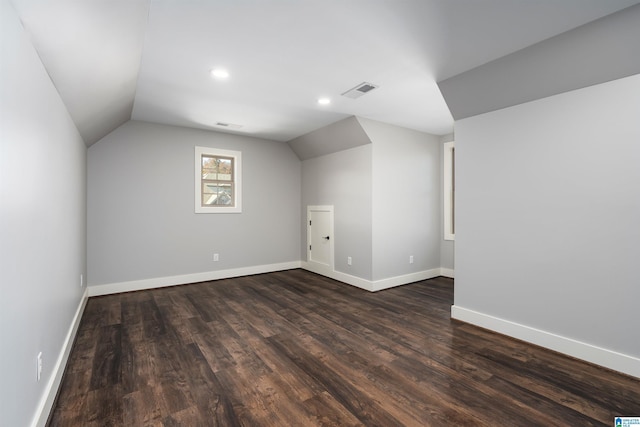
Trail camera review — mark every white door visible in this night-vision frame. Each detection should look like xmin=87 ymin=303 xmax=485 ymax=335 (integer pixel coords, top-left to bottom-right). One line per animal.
xmin=307 ymin=206 xmax=334 ymax=268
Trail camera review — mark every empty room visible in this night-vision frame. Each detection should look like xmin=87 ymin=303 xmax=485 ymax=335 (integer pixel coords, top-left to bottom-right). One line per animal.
xmin=1 ymin=0 xmax=639 ymax=426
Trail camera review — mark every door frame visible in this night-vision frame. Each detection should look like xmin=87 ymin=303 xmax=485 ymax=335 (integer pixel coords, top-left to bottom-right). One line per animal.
xmin=307 ymin=205 xmax=334 ymax=270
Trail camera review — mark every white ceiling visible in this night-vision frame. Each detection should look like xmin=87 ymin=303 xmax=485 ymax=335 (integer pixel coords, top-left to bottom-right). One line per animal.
xmin=11 ymin=0 xmax=640 ymax=145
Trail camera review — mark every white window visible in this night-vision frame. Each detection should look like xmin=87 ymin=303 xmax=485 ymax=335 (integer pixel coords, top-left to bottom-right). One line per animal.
xmin=195 ymin=146 xmax=242 ymax=213
xmin=443 ymin=141 xmax=455 ymax=240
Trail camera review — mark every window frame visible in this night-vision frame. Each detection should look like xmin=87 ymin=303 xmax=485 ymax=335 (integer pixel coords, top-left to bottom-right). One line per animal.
xmin=443 ymin=141 xmax=455 ymax=240
xmin=195 ymin=146 xmax=242 ymax=213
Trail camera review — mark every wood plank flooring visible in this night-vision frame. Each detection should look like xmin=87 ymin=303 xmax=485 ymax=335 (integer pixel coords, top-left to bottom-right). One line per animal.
xmin=48 ymin=270 xmax=640 ymax=426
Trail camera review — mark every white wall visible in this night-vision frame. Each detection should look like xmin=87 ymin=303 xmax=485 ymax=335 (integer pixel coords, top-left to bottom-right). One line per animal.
xmin=358 ymin=118 xmax=442 ymax=281
xmin=87 ymin=121 xmax=301 ymax=288
xmin=453 ymin=74 xmax=640 ymax=376
xmin=301 ymin=144 xmax=373 ymax=280
xmin=0 ymin=1 xmax=87 ymax=425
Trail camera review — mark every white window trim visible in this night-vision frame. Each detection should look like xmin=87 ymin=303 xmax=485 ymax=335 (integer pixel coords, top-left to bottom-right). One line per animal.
xmin=444 ymin=141 xmax=455 ymax=240
xmin=195 ymin=146 xmax=242 ymax=213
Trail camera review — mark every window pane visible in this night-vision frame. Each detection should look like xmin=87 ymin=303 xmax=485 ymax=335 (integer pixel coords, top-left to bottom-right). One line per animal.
xmin=218 ymin=158 xmax=232 ymax=173
xmin=443 ymin=141 xmax=455 ymax=240
xmin=202 ymin=156 xmax=217 ymax=170
xmin=202 ymin=156 xmax=217 ymax=179
xmin=451 ymin=147 xmax=455 ymax=234
xmin=217 ymin=183 xmax=233 ymax=205
xmin=202 ymin=183 xmax=233 ymax=206
xmin=202 ymin=183 xmax=217 ymax=194
xmin=217 ymin=158 xmax=232 ymax=181
xmin=202 ymin=155 xmax=233 ymax=181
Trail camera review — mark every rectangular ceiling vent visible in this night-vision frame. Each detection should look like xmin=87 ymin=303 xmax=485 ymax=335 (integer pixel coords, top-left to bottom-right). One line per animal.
xmin=215 ymin=122 xmax=243 ymax=130
xmin=341 ymin=82 xmax=379 ymax=99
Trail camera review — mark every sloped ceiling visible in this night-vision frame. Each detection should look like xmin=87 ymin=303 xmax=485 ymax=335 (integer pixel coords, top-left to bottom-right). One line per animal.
xmin=10 ymin=0 xmax=640 ymax=146
xmin=439 ymin=4 xmax=640 ymax=120
xmin=11 ymin=0 xmax=150 ymax=146
xmin=289 ymin=116 xmax=372 ymax=160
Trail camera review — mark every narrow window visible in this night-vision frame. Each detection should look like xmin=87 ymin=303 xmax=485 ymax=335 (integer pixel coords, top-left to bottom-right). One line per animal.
xmin=444 ymin=141 xmax=455 ymax=240
xmin=195 ymin=146 xmax=242 ymax=213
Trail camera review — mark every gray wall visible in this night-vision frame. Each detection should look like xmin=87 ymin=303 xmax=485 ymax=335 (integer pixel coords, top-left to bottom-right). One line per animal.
xmin=455 ymin=73 xmax=640 ymax=358
xmin=359 ymin=119 xmax=442 ymax=281
xmin=440 ymin=134 xmax=455 ymax=271
xmin=300 ymin=117 xmax=443 ymax=283
xmin=0 ymin=1 xmax=87 ymax=425
xmin=88 ymin=121 xmax=301 ymax=286
xmin=301 ymin=144 xmax=373 ymax=280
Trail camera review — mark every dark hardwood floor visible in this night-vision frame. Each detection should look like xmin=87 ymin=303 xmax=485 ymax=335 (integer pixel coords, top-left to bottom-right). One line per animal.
xmin=49 ymin=269 xmax=640 ymax=426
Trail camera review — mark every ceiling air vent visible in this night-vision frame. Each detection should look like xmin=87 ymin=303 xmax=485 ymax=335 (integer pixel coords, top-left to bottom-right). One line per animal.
xmin=215 ymin=122 xmax=242 ymax=130
xmin=341 ymin=82 xmax=379 ymax=99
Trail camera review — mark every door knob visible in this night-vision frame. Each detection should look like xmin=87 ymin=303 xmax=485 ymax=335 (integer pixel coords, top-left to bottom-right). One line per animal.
xmin=323 ymin=236 xmax=330 ymax=240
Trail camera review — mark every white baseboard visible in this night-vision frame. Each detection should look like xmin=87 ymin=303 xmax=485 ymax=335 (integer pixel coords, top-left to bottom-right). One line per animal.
xmin=88 ymin=261 xmax=302 ymax=297
xmin=90 ymin=262 xmax=453 ymax=297
xmin=302 ymin=261 xmax=374 ymax=291
xmin=371 ymin=268 xmax=443 ymax=291
xmin=451 ymin=305 xmax=640 ymax=379
xmin=301 ymin=262 xmax=449 ymax=292
xmin=32 ymin=287 xmax=88 ymax=427
xmin=440 ymin=268 xmax=454 ymax=278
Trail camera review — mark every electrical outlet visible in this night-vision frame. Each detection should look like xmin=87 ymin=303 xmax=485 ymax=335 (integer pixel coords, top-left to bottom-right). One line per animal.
xmin=37 ymin=352 xmax=42 ymax=381
xmin=409 ymin=255 xmax=414 ymax=264
xmin=213 ymin=253 xmax=219 ymax=262
xmin=347 ymin=256 xmax=352 ymax=266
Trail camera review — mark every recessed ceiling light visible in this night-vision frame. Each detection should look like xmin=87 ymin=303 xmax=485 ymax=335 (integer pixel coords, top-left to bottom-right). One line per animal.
xmin=317 ymin=97 xmax=331 ymax=105
xmin=210 ymin=68 xmax=229 ymax=79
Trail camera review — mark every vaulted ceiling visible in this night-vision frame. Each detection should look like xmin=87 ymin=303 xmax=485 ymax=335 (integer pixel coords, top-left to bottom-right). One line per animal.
xmin=11 ymin=0 xmax=640 ymax=146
